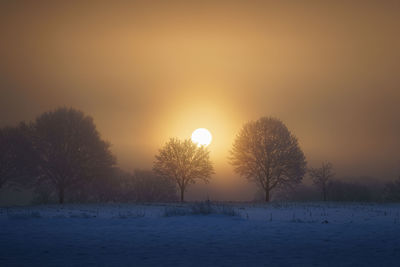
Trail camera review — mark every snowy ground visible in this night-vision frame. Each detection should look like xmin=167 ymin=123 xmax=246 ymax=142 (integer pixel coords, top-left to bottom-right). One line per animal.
xmin=1 ymin=202 xmax=400 ymax=266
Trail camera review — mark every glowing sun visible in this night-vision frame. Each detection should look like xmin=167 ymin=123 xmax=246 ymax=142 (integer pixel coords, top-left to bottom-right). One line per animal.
xmin=191 ymin=128 xmax=212 ymax=147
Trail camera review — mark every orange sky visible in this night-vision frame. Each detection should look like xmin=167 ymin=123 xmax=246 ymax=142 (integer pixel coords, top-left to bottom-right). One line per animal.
xmin=1 ymin=1 xmax=400 ymax=200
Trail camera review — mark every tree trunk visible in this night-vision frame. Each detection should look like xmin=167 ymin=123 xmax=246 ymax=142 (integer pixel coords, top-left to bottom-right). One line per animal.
xmin=265 ymin=189 xmax=270 ymax=202
xmin=323 ymin=187 xmax=327 ymax=202
xmin=59 ymin=187 xmax=64 ymax=204
xmin=180 ymin=187 xmax=184 ymax=202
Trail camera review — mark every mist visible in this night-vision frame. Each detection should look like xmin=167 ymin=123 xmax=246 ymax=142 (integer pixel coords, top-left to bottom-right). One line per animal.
xmin=1 ymin=1 xmax=400 ymax=201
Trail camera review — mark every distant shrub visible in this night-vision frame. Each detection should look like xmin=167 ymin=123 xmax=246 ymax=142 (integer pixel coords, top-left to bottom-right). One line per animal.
xmin=383 ymin=176 xmax=400 ymax=202
xmin=217 ymin=205 xmax=239 ymax=216
xmin=273 ymin=176 xmax=386 ymax=202
xmin=190 ymin=201 xmax=214 ymax=215
xmin=69 ymin=212 xmax=94 ymax=219
xmin=8 ymin=211 xmax=41 ymax=219
xmin=163 ymin=206 xmax=190 ymax=217
xmin=327 ymin=180 xmax=372 ymax=201
xmin=31 ymin=182 xmax=56 ymax=204
xmin=273 ymin=184 xmax=320 ymax=202
xmin=122 ymin=170 xmax=178 ymax=203
xmin=163 ymin=202 xmax=240 ymax=217
xmin=117 ymin=209 xmax=146 ymax=219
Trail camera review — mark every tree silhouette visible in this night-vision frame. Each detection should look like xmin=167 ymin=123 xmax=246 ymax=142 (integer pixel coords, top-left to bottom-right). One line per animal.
xmin=153 ymin=138 xmax=214 ymax=202
xmin=309 ymin=161 xmax=335 ymax=201
xmin=32 ymin=107 xmax=116 ymax=204
xmin=230 ymin=117 xmax=307 ymax=202
xmin=0 ymin=123 xmax=37 ymax=190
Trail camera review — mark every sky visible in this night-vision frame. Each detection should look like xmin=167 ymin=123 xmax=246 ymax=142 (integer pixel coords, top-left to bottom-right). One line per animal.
xmin=1 ymin=1 xmax=400 ymax=200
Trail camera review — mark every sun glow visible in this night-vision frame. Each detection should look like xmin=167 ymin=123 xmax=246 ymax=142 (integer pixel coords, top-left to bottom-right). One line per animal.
xmin=191 ymin=128 xmax=212 ymax=147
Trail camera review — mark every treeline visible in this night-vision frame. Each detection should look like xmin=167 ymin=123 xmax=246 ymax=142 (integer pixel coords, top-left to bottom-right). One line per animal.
xmin=276 ymin=161 xmax=400 ymax=202
xmin=0 ymin=107 xmax=177 ymax=204
xmin=33 ymin=169 xmax=177 ymax=204
xmin=1 ymin=107 xmax=399 ymax=204
xmin=275 ymin=177 xmax=397 ymax=202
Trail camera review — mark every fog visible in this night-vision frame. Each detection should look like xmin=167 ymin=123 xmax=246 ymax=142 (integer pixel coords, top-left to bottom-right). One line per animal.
xmin=1 ymin=1 xmax=399 ymax=200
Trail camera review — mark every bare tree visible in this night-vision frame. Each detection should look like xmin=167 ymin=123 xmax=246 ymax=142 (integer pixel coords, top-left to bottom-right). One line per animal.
xmin=32 ymin=107 xmax=116 ymax=204
xmin=230 ymin=117 xmax=307 ymax=202
xmin=153 ymin=138 xmax=214 ymax=202
xmin=309 ymin=162 xmax=335 ymax=201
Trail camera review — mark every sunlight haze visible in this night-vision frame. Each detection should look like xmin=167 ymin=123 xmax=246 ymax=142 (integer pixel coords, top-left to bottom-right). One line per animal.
xmin=1 ymin=0 xmax=400 ymax=200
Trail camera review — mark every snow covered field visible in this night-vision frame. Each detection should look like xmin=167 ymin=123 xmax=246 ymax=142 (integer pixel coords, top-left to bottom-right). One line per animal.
xmin=1 ymin=202 xmax=400 ymax=266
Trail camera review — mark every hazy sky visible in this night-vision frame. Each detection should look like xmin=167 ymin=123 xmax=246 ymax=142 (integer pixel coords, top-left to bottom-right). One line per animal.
xmin=1 ymin=1 xmax=399 ymax=200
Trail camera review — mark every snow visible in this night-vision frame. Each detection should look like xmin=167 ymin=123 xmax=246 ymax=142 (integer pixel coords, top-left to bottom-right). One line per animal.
xmin=1 ymin=202 xmax=400 ymax=266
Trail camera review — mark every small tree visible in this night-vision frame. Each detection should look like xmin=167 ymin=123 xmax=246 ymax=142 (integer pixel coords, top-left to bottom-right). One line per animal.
xmin=32 ymin=107 xmax=116 ymax=204
xmin=309 ymin=161 xmax=335 ymax=201
xmin=230 ymin=117 xmax=307 ymax=202
xmin=153 ymin=138 xmax=214 ymax=202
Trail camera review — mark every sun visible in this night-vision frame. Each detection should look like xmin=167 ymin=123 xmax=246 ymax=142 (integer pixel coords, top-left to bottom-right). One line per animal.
xmin=191 ymin=128 xmax=212 ymax=147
